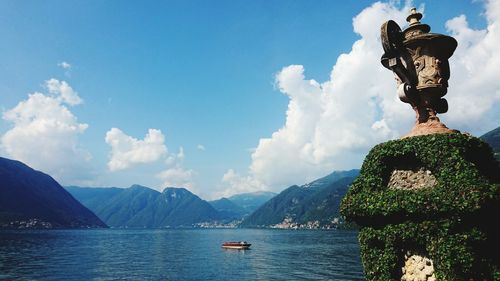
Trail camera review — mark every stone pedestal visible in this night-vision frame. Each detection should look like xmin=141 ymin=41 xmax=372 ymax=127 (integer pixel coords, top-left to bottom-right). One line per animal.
xmin=340 ymin=133 xmax=499 ymax=280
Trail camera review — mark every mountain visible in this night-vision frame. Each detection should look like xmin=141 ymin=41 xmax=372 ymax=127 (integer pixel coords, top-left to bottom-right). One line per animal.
xmin=65 ymin=186 xmax=122 ymax=212
xmin=0 ymin=157 xmax=106 ymax=228
xmin=90 ymin=185 xmax=160 ymax=227
xmin=150 ymin=187 xmax=221 ymax=227
xmin=66 ymin=185 xmax=222 ymax=228
xmin=226 ymin=191 xmax=277 ymax=213
xmin=209 ymin=198 xmax=247 ymax=220
xmin=240 ymin=170 xmax=359 ymax=228
xmin=208 ymin=191 xmax=277 ymax=221
xmin=480 ymin=126 xmax=500 ymax=161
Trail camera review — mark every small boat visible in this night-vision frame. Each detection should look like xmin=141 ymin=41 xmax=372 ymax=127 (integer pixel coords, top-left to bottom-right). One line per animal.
xmin=222 ymin=241 xmax=251 ymax=250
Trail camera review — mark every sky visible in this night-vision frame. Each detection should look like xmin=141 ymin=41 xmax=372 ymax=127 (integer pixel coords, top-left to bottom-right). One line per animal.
xmin=0 ymin=0 xmax=498 ymax=200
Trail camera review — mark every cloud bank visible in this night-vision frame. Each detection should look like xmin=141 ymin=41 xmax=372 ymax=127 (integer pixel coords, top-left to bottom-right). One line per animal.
xmin=157 ymin=166 xmax=195 ymax=189
xmin=444 ymin=0 xmax=500 ymax=130
xmin=157 ymin=146 xmax=195 ymax=192
xmin=46 ymin=78 xmax=82 ymax=106
xmin=105 ymin=128 xmax=167 ymax=171
xmin=216 ymin=169 xmax=264 ymax=199
xmin=104 ymin=128 xmax=196 ymax=191
xmin=1 ymin=79 xmax=91 ymax=183
xmin=221 ymin=0 xmax=500 ymax=194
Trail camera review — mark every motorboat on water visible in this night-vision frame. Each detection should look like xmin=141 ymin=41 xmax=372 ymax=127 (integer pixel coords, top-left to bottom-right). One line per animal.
xmin=222 ymin=241 xmax=251 ymax=250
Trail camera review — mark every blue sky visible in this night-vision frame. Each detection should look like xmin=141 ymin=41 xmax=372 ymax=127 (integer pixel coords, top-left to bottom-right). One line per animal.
xmin=1 ymin=1 xmax=497 ymax=199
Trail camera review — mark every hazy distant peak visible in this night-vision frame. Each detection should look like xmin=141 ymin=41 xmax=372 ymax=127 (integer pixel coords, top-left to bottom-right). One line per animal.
xmin=129 ymin=184 xmax=151 ymax=190
xmin=162 ymin=186 xmax=190 ymax=194
xmin=227 ymin=190 xmax=277 ymax=199
xmin=302 ymin=170 xmax=360 ymax=189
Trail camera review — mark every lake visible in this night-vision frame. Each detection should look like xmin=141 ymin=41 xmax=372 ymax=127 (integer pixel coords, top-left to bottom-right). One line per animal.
xmin=0 ymin=229 xmax=364 ymax=280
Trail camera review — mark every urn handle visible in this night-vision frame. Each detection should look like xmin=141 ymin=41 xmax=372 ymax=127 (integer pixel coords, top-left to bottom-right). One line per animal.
xmin=380 ymin=20 xmax=419 ymax=103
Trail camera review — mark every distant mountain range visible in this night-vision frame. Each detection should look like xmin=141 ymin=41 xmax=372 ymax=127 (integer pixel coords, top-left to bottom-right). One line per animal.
xmin=67 ymin=185 xmax=277 ymax=228
xmin=208 ymin=198 xmax=247 ymax=220
xmin=240 ymin=170 xmax=359 ymax=228
xmin=480 ymin=126 xmax=500 ymax=162
xmin=208 ymin=191 xmax=277 ymax=220
xmin=227 ymin=191 xmax=277 ymax=213
xmin=66 ymin=185 xmax=223 ymax=228
xmin=0 ymin=157 xmax=106 ymax=229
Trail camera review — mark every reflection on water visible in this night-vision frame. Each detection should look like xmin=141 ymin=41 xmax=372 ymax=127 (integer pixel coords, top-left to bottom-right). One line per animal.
xmin=0 ymin=229 xmax=364 ymax=280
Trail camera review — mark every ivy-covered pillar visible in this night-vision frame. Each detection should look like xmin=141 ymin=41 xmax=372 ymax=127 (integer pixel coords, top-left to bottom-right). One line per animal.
xmin=340 ymin=8 xmax=500 ymax=281
xmin=341 ymin=134 xmax=499 ymax=280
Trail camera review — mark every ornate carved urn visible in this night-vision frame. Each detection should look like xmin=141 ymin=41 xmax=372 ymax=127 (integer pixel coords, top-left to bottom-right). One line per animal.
xmin=381 ymin=8 xmax=457 ymax=138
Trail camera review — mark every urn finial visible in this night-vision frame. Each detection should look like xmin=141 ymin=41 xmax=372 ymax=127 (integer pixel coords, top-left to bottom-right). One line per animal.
xmin=380 ymin=8 xmax=458 ymax=138
xmin=407 ymin=7 xmax=421 ymax=25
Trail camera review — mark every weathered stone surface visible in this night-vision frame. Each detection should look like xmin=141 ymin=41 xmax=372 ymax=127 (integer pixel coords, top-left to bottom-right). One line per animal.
xmin=387 ymin=168 xmax=437 ymax=190
xmin=401 ymin=253 xmax=436 ymax=281
xmin=402 ymin=118 xmax=458 ymax=138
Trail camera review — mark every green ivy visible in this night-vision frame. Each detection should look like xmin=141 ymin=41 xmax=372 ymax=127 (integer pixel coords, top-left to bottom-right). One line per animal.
xmin=340 ymin=133 xmax=500 ymax=280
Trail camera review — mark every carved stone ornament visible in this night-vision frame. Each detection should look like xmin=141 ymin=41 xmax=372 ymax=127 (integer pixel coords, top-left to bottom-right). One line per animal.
xmin=381 ymin=8 xmax=458 ymax=138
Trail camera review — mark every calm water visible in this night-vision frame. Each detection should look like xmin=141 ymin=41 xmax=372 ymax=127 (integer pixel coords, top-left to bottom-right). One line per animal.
xmin=0 ymin=229 xmax=363 ymax=280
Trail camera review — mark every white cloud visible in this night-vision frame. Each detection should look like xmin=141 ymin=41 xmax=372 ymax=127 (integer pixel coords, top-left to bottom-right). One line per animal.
xmin=215 ymin=169 xmax=265 ymax=198
xmin=244 ymin=2 xmax=411 ymax=190
xmin=157 ymin=167 xmax=195 ymax=189
xmin=57 ymin=61 xmax=71 ymax=70
xmin=156 ymin=146 xmax=198 ymax=193
xmin=196 ymin=144 xmax=206 ymax=151
xmin=443 ymin=0 xmax=500 ymax=131
xmin=103 ymin=126 xmax=197 ymax=192
xmin=165 ymin=147 xmax=184 ymax=166
xmin=1 ymin=79 xmax=91 ymax=183
xmin=57 ymin=62 xmax=72 ymax=77
xmin=46 ymin=78 xmax=82 ymax=106
xmin=226 ymin=0 xmax=500 ymax=192
xmin=105 ymin=128 xmax=167 ymax=171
